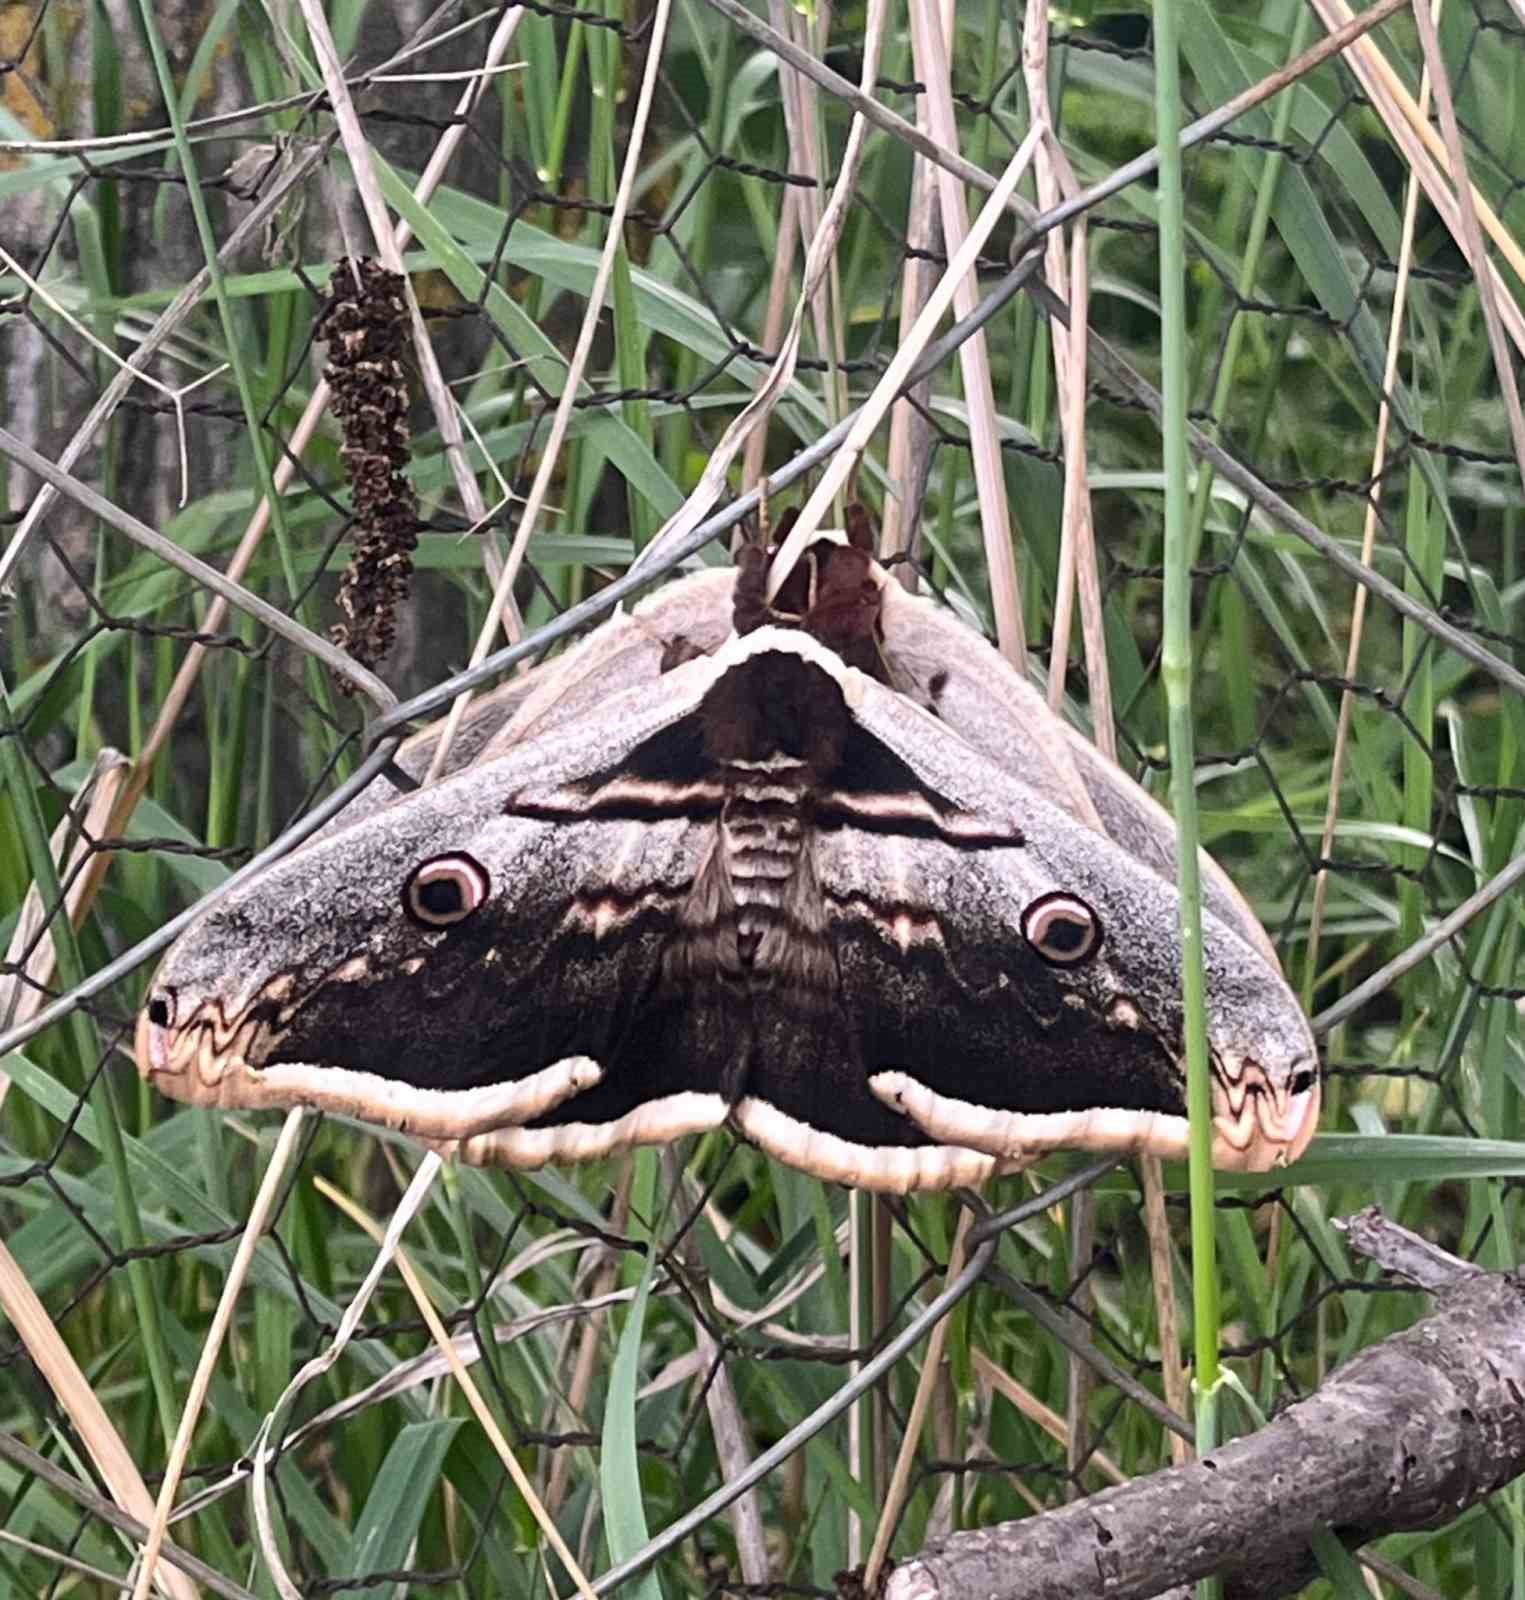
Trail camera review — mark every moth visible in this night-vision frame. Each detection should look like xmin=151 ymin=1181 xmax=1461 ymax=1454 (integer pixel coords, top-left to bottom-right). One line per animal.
xmin=136 ymin=527 xmax=1319 ymax=1192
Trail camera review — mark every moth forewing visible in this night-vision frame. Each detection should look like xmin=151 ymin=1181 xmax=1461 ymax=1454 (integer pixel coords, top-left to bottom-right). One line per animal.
xmin=820 ymin=655 xmax=1321 ymax=1174
xmin=479 ymin=568 xmax=739 ymax=760
xmin=874 ymin=577 xmax=1105 ymax=831
xmin=1055 ymin=723 xmax=1284 ymax=974
xmin=341 ymin=566 xmax=741 ymax=830
xmin=137 ymin=647 xmax=737 ymax=1137
xmin=877 ymin=576 xmax=1288 ymax=975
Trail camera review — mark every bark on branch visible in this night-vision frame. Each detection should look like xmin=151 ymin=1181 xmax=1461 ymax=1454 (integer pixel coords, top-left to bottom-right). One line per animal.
xmin=885 ymin=1212 xmax=1525 ymax=1600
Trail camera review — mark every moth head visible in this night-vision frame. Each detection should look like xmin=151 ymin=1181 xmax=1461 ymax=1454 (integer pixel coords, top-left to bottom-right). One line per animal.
xmin=733 ymin=520 xmax=885 ymax=677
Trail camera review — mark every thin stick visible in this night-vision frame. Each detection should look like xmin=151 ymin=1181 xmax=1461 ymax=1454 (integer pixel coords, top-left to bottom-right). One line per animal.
xmin=425 ymin=0 xmax=675 ymax=783
xmin=130 ymin=1111 xmax=307 ymax=1600
xmin=766 ymin=122 xmax=1046 ymax=598
xmin=315 ymin=1174 xmax=599 ymax=1600
xmin=863 ymin=1210 xmax=973 ymax=1591
xmin=910 ymin=0 xmax=1025 ymax=670
xmin=667 ymin=1158 xmax=768 ymax=1584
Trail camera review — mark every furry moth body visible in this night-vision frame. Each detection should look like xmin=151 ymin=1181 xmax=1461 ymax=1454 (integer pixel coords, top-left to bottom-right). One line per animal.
xmin=137 ymin=540 xmax=1319 ymax=1192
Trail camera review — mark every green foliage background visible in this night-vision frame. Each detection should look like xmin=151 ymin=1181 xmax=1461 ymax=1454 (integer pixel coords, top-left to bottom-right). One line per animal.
xmin=0 ymin=2 xmax=1522 ymax=1597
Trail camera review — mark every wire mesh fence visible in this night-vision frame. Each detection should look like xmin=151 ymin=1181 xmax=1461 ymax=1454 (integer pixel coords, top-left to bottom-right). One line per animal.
xmin=1 ymin=1 xmax=1523 ymax=1597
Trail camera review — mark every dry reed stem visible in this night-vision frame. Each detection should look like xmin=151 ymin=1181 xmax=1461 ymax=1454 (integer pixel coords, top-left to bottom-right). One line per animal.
xmin=544 ymin=1167 xmax=632 ymax=1516
xmin=666 ymin=1159 xmax=769 ymax=1584
xmin=1306 ymin=0 xmax=1525 ymax=354
xmin=130 ymin=1111 xmax=307 ymax=1600
xmin=631 ymin=0 xmax=890 ymax=581
xmin=971 ymin=1348 xmax=1128 ymax=1486
xmin=0 ymin=1237 xmax=199 ymax=1600
xmin=1022 ymin=4 xmax=1104 ymax=740
xmin=770 ymin=0 xmax=835 ymax=383
xmin=1062 ymin=1184 xmax=1097 ymax=1499
xmin=1305 ymin=3 xmax=1435 ymax=993
xmin=908 ymin=0 xmax=1026 ymax=671
xmin=693 ymin=1325 xmax=770 ymax=1579
xmin=1409 ymin=0 xmax=1525 ymax=483
xmin=1018 ymin=0 xmax=1110 ymax=1494
xmin=872 ymin=1198 xmax=895 ymax=1527
xmin=879 ymin=148 xmax=940 ymax=578
xmin=766 ymin=123 xmax=1046 ymax=597
xmin=313 ymin=1173 xmax=599 ymax=1600
xmin=250 ymin=1156 xmax=443 ymax=1599
xmin=425 ymin=0 xmax=675 ymax=785
xmin=928 ymin=1370 xmax=958 ymax=1538
xmin=863 ymin=1209 xmax=975 ymax=1592
xmin=741 ymin=186 xmax=803 ymax=498
xmin=0 ymin=748 xmax=127 ymax=1104
xmin=1139 ymin=1156 xmax=1190 ymax=1467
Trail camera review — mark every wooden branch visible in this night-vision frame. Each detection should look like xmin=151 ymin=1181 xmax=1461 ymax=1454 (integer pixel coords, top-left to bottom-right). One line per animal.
xmin=884 ymin=1214 xmax=1525 ymax=1600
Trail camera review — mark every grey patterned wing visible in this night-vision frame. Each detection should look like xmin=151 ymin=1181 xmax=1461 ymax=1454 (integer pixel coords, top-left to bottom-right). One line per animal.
xmin=333 ymin=567 xmax=739 ymax=831
xmin=137 ymin=654 xmax=742 ymax=1158
xmin=813 ymin=660 xmax=1320 ymax=1178
xmin=878 ymin=574 xmax=1287 ymax=971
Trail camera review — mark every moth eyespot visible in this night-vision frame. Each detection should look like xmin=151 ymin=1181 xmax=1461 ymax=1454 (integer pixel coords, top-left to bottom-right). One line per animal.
xmin=1021 ymin=892 xmax=1103 ymax=967
xmin=403 ymin=854 xmax=490 ymax=928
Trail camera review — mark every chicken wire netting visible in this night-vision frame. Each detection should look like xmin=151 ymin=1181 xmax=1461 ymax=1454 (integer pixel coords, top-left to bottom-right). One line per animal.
xmin=1 ymin=2 xmax=1523 ymax=1597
